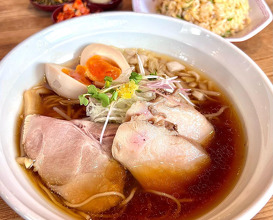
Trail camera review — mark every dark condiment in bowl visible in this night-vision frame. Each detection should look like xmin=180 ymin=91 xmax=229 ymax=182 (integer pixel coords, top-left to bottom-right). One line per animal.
xmin=52 ymin=2 xmax=102 ymax=23
xmin=86 ymin=0 xmax=122 ymax=10
xmin=30 ymin=0 xmax=73 ymax=12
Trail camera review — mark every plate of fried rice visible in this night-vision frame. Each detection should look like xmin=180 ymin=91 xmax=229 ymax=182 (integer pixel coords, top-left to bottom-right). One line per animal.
xmin=132 ymin=0 xmax=272 ymax=42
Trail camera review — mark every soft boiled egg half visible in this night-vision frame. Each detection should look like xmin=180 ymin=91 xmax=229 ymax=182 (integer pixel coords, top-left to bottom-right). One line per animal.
xmin=45 ymin=43 xmax=131 ymax=99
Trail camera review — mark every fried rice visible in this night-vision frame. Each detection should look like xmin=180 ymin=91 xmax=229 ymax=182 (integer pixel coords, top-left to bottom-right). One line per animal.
xmin=157 ymin=0 xmax=250 ymax=37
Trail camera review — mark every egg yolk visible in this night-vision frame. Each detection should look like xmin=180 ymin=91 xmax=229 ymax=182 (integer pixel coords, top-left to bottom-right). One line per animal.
xmin=85 ymin=55 xmax=121 ymax=83
xmin=62 ymin=66 xmax=91 ymax=85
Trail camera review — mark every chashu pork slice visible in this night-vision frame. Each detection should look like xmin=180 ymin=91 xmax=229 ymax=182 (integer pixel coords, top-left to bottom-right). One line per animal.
xmin=22 ymin=115 xmax=125 ymax=213
xmin=72 ymin=119 xmax=119 ymax=156
xmin=125 ymin=100 xmax=214 ymax=145
xmin=112 ymin=119 xmax=211 ymax=194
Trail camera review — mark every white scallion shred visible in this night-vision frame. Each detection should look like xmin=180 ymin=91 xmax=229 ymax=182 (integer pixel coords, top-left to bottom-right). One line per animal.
xmin=137 ymin=53 xmax=145 ymax=76
xmin=178 ymin=92 xmax=195 ymax=107
xmin=99 ymin=102 xmax=115 ymax=144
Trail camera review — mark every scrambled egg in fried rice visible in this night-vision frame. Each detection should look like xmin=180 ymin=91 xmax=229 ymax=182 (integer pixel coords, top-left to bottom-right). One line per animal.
xmin=157 ymin=0 xmax=250 ymax=37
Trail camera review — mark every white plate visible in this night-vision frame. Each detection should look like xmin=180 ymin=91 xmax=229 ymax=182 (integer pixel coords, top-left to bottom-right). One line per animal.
xmin=0 ymin=12 xmax=273 ymax=220
xmin=132 ymin=0 xmax=273 ymax=42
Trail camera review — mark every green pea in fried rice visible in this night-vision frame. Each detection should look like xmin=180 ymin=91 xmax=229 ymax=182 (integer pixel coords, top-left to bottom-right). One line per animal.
xmin=157 ymin=0 xmax=250 ymax=37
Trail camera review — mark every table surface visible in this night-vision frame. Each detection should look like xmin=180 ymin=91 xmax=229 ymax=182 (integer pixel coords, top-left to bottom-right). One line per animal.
xmin=0 ymin=0 xmax=272 ymax=219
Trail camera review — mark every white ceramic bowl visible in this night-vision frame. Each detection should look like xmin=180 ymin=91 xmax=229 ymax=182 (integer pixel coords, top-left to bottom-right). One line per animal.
xmin=0 ymin=12 xmax=272 ymax=220
xmin=132 ymin=0 xmax=273 ymax=42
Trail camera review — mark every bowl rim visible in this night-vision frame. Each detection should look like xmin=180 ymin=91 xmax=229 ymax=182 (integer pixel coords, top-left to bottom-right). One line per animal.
xmin=131 ymin=0 xmax=273 ymax=42
xmin=0 ymin=11 xmax=272 ymax=220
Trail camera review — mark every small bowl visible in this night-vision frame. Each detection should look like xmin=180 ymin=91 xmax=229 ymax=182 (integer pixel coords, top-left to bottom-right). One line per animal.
xmin=86 ymin=0 xmax=122 ymax=10
xmin=52 ymin=3 xmax=102 ymax=23
xmin=30 ymin=0 xmax=73 ymax=12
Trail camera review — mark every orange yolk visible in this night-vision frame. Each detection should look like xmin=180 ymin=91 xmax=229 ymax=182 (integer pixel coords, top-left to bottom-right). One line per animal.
xmin=85 ymin=55 xmax=121 ymax=83
xmin=62 ymin=66 xmax=91 ymax=85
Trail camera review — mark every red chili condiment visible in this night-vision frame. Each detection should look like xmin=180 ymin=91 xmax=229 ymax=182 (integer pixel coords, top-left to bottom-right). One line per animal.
xmin=56 ymin=0 xmax=90 ymax=22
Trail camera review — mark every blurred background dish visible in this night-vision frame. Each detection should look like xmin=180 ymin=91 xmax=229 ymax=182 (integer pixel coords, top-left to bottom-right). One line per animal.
xmin=51 ymin=0 xmax=102 ymax=23
xmin=30 ymin=0 xmax=74 ymax=12
xmin=132 ymin=0 xmax=273 ymax=42
xmin=86 ymin=0 xmax=122 ymax=10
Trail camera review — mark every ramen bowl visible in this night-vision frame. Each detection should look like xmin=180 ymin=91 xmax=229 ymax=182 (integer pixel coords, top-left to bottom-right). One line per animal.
xmin=0 ymin=12 xmax=272 ymax=220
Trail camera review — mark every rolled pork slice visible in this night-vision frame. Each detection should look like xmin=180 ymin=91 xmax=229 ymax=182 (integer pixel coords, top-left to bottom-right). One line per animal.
xmin=22 ymin=115 xmax=125 ymax=213
xmin=112 ymin=119 xmax=211 ymax=194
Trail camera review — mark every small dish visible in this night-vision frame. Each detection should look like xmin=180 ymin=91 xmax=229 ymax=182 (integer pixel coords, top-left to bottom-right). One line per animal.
xmin=52 ymin=2 xmax=102 ymax=23
xmin=30 ymin=0 xmax=73 ymax=12
xmin=132 ymin=0 xmax=273 ymax=42
xmin=86 ymin=0 xmax=122 ymax=10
